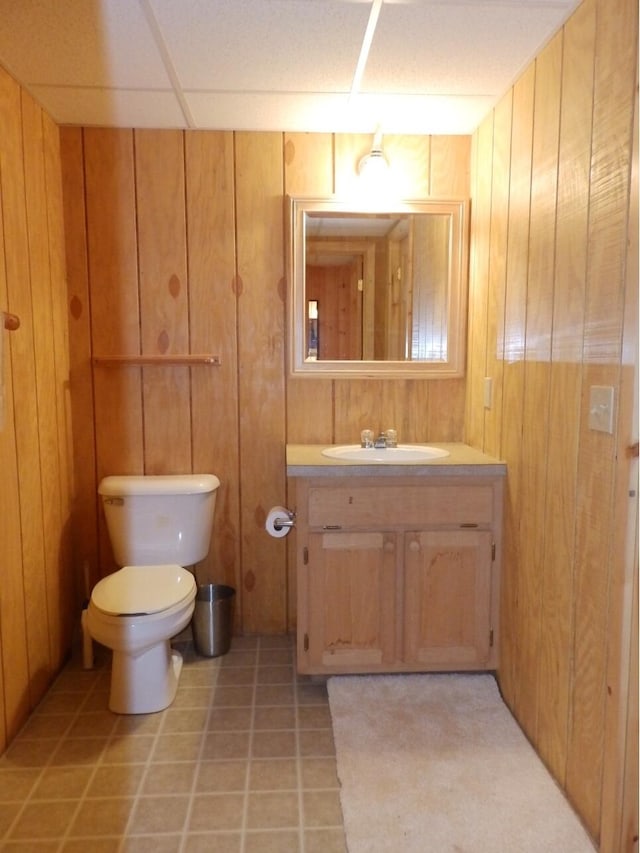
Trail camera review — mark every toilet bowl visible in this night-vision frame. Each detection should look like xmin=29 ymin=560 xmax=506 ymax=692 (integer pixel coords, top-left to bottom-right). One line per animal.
xmin=87 ymin=564 xmax=197 ymax=714
xmin=85 ymin=474 xmax=219 ymax=714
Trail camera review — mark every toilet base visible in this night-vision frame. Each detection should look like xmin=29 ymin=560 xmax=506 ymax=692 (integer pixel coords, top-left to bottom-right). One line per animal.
xmin=109 ymin=640 xmax=183 ymax=714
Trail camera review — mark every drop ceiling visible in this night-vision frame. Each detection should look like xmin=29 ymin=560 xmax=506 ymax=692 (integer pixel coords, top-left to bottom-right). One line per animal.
xmin=0 ymin=0 xmax=580 ymax=134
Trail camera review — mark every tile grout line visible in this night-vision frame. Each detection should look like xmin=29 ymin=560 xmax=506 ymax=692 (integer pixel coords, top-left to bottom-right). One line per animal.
xmin=178 ymin=642 xmax=221 ymax=853
xmin=294 ymin=652 xmax=307 ymax=853
xmin=239 ymin=638 xmax=260 ymax=853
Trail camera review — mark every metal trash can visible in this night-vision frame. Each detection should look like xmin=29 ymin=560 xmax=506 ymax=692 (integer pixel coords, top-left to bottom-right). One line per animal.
xmin=192 ymin=584 xmax=235 ymax=657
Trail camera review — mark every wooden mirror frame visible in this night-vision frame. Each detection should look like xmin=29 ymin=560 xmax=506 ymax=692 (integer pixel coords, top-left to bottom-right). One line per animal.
xmin=287 ymin=196 xmax=469 ymax=379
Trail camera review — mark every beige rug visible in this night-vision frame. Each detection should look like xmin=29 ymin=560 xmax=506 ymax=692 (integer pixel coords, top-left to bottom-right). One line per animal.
xmin=328 ymin=673 xmax=596 ymax=853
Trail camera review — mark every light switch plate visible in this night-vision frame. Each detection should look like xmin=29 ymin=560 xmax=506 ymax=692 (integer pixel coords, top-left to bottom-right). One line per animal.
xmin=589 ymin=385 xmax=615 ymax=433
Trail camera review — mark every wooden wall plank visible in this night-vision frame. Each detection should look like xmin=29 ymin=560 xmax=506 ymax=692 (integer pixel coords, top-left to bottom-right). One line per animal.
xmin=0 ymin=70 xmax=22 ymax=751
xmin=537 ymin=0 xmax=595 ymax=784
xmin=526 ymin=33 xmax=563 ymax=365
xmin=600 ymin=52 xmax=638 ymax=852
xmin=547 ymin=0 xmax=596 ymax=368
xmin=135 ymin=130 xmax=192 ymax=474
xmin=21 ymin=91 xmax=57 ymax=698
xmin=494 ymin=64 xmax=535 ymax=708
xmin=59 ymin=128 xmax=98 ymax=596
xmin=84 ymin=128 xmax=143 ymax=573
xmin=84 ymin=127 xmax=143 ymax=481
xmin=185 ymin=131 xmax=241 ymax=603
xmin=42 ymin=112 xmax=75 ymax=661
xmin=0 ymin=67 xmax=42 ymax=735
xmin=235 ymin=132 xmax=287 ymax=633
xmin=465 ymin=115 xmax=493 ymax=449
xmin=516 ymin=31 xmax=563 ymax=741
xmin=568 ymin=360 xmax=617 ymax=837
xmin=581 ymin=0 xmax=635 ymax=366
xmin=483 ymin=91 xmax=512 ymax=459
xmin=464 ymin=131 xmax=479 ymax=441
xmin=85 ymin=129 xmax=140 ymax=358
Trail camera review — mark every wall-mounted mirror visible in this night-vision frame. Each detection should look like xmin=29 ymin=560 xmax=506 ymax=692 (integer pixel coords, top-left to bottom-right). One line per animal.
xmin=287 ymin=196 xmax=469 ymax=378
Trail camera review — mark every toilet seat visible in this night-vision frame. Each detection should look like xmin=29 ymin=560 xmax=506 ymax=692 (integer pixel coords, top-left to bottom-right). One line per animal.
xmin=91 ymin=564 xmax=196 ymax=616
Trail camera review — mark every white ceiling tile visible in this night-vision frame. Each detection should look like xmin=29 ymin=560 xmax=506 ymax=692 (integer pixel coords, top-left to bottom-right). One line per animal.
xmin=149 ymin=0 xmax=371 ymax=92
xmin=29 ymin=86 xmax=188 ymax=128
xmin=363 ymin=3 xmax=572 ymax=95
xmin=186 ymin=91 xmax=353 ymax=132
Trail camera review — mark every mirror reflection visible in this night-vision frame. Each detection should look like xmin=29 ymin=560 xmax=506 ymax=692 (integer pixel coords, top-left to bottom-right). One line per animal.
xmin=288 ymin=198 xmax=469 ymax=378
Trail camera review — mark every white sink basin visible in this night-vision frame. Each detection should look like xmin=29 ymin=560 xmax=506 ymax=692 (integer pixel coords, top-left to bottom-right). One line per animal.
xmin=321 ymin=444 xmax=450 ymax=463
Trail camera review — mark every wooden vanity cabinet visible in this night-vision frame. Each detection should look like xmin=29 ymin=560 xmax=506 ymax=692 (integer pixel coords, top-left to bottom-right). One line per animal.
xmin=294 ymin=475 xmax=503 ymax=675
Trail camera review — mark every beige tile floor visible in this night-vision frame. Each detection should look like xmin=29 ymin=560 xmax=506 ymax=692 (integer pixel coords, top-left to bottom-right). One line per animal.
xmin=0 ymin=634 xmax=347 ymax=853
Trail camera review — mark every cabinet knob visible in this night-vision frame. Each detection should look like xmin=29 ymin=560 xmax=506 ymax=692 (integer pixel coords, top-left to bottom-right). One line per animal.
xmin=384 ymin=540 xmax=395 ymax=553
xmin=409 ymin=540 xmax=420 ymax=553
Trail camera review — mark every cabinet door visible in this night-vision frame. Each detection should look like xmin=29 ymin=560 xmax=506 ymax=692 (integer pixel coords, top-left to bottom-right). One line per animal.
xmin=304 ymin=531 xmax=397 ymax=670
xmin=404 ymin=530 xmax=493 ymax=667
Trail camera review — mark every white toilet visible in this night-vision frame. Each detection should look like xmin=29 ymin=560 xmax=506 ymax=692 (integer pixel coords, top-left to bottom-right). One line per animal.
xmin=86 ymin=473 xmax=220 ymax=714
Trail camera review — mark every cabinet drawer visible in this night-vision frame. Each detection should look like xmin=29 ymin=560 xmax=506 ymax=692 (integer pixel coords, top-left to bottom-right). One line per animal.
xmin=308 ymin=484 xmax=494 ymax=528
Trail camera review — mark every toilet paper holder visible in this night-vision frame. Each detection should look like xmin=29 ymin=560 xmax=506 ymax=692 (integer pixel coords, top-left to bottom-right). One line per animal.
xmin=274 ymin=509 xmax=296 ymax=530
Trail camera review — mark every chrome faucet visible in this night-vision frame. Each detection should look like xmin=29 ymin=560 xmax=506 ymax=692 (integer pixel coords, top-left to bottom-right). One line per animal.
xmin=361 ymin=428 xmax=397 ymax=448
xmin=374 ymin=432 xmax=387 ymax=448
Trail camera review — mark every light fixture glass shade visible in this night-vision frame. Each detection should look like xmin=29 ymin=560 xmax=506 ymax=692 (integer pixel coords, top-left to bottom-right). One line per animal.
xmin=356 ymin=133 xmax=395 ymax=201
xmin=358 ymin=148 xmax=389 ymax=180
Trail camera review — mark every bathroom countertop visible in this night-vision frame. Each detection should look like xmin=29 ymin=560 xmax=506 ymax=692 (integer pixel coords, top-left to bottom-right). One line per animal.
xmin=286 ymin=443 xmax=506 ymax=478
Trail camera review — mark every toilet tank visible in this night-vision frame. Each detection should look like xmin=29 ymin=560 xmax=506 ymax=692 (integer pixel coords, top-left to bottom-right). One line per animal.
xmin=98 ymin=474 xmax=220 ymax=567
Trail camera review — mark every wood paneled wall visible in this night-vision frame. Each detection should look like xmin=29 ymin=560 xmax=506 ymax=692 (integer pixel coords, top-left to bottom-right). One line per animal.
xmin=0 ymin=65 xmax=74 ymax=751
xmin=466 ymin=0 xmax=638 ymax=847
xmin=59 ymin=130 xmax=470 ymax=639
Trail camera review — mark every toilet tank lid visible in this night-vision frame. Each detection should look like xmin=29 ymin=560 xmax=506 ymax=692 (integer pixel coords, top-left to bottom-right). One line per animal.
xmin=99 ymin=474 xmax=220 ymax=496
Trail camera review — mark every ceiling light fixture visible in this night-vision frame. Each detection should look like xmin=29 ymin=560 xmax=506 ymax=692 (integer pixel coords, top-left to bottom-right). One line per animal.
xmin=358 ymin=127 xmax=389 ymax=180
xmin=357 ymin=127 xmax=393 ymax=200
